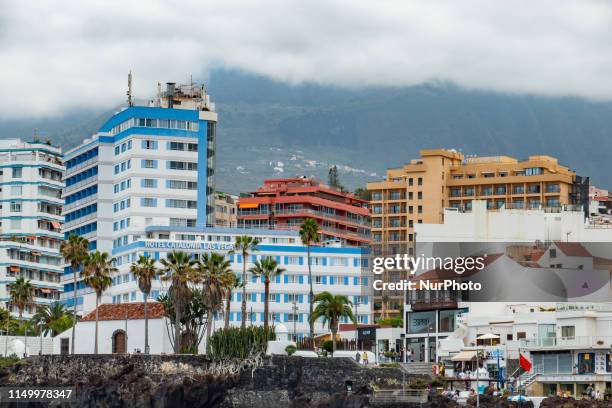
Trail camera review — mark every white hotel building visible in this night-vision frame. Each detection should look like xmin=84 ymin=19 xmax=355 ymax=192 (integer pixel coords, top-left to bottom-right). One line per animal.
xmin=0 ymin=139 xmax=64 ymax=317
xmin=60 ymin=81 xmax=372 ymax=338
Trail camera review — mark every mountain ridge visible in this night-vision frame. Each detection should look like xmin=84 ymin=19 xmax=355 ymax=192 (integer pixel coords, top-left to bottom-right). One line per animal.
xmin=0 ymin=69 xmax=610 ymax=193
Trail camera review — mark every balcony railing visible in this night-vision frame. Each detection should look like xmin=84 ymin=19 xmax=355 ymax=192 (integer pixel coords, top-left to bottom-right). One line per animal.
xmin=520 ymin=336 xmax=612 ymax=349
xmin=239 ymin=208 xmax=370 ymax=226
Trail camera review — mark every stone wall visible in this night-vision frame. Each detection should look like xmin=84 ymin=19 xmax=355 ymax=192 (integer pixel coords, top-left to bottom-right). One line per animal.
xmin=1 ymin=355 xmax=425 ymax=407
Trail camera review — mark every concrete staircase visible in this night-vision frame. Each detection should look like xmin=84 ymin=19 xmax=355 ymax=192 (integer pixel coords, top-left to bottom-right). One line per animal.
xmin=518 ymin=370 xmax=538 ymax=388
xmin=399 ymin=362 xmax=434 ymax=377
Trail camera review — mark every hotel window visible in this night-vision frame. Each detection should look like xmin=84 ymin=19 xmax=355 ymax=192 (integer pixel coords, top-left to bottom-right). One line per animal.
xmin=417 ymin=177 xmax=423 ymax=186
xmin=168 ymin=161 xmax=197 ymax=171
xmin=408 ymin=192 xmax=413 ymax=200
xmin=464 ymin=187 xmax=474 ymax=196
xmin=513 ymin=185 xmax=524 ymax=194
xmin=285 ymin=275 xmax=297 ymax=284
xmin=546 ymin=183 xmax=560 ymax=193
xmin=9 ymin=202 xmax=22 ymax=212
xmin=12 ymin=168 xmax=22 ymax=178
xmin=141 ymin=178 xmax=157 ymax=188
xmin=166 ymin=180 xmax=197 ymax=190
xmin=525 ymin=167 xmax=543 ymax=176
xmin=166 ymin=199 xmax=197 ymax=209
xmin=168 ymin=142 xmax=198 ymax=152
xmin=417 ymin=192 xmax=423 ymax=200
xmin=371 ymin=192 xmax=381 ymax=200
xmin=408 ymin=178 xmax=413 ymax=186
xmin=389 ymin=191 xmax=401 ymax=200
xmin=142 ymin=159 xmax=157 ymax=169
xmin=561 ymin=326 xmax=575 ymax=338
xmin=10 ymin=186 xmax=22 ymax=195
xmin=329 ymin=257 xmax=348 ymax=266
xmin=141 ymin=198 xmax=157 ymax=207
xmin=314 ymin=276 xmax=324 ymax=284
xmin=450 ymin=188 xmax=461 ymax=197
xmin=546 ymin=198 xmax=560 ymax=207
xmin=417 ymin=205 xmax=423 ymax=214
xmin=495 ymin=186 xmax=506 ymax=195
xmin=142 ymin=140 xmax=158 ymax=150
xmin=528 ymin=184 xmax=540 ymax=194
xmin=482 ymin=187 xmax=493 ymax=196
xmin=286 ymin=256 xmax=300 ymax=265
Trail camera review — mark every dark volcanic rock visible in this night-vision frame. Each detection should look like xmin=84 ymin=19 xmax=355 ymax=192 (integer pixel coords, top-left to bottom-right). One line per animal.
xmin=5 ymin=355 xmax=426 ymax=408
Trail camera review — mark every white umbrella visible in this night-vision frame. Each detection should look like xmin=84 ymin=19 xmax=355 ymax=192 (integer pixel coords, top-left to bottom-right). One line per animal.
xmin=477 ymin=333 xmax=500 ymax=340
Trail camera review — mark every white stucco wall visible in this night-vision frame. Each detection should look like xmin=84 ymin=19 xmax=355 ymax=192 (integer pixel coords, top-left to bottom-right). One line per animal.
xmin=52 ymin=318 xmax=205 ymax=355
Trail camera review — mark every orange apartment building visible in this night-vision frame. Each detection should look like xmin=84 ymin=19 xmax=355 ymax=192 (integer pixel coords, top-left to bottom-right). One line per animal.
xmin=367 ymin=149 xmax=589 ymax=319
xmin=237 ymin=177 xmax=371 ymax=247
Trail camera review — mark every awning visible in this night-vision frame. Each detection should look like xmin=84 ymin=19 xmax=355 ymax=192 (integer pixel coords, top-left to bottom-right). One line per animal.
xmin=239 ymin=203 xmax=259 ymax=209
xmin=9 ymin=265 xmax=20 ymax=272
xmin=50 ymin=221 xmax=61 ymax=229
xmin=41 ymin=288 xmax=51 ymax=294
xmin=451 ymin=350 xmax=477 ymax=361
xmin=31 ymin=251 xmax=41 ymax=256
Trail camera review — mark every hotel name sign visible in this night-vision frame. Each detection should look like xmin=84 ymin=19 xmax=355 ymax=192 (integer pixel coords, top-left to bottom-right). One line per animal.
xmin=144 ymin=240 xmax=235 ymax=251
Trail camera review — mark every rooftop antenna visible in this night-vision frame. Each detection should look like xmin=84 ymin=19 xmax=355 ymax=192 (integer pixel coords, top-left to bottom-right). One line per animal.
xmin=127 ymin=71 xmax=133 ymax=107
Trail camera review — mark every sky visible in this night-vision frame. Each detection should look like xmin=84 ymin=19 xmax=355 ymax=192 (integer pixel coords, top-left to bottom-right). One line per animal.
xmin=1 ymin=0 xmax=612 ymax=118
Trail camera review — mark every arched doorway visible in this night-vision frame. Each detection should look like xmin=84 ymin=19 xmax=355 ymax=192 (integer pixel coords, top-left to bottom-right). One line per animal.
xmin=112 ymin=330 xmax=127 ymax=354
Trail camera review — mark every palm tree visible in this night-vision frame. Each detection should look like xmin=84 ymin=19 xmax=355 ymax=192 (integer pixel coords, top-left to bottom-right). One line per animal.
xmin=160 ymin=251 xmax=197 ymax=353
xmin=224 ymin=274 xmax=243 ymax=329
xmin=234 ymin=236 xmax=260 ymax=328
xmin=250 ymin=258 xmax=285 ymax=331
xmin=9 ymin=277 xmax=35 ymax=357
xmin=82 ymin=251 xmax=115 ymax=354
xmin=60 ymin=234 xmax=89 ymax=354
xmin=309 ymin=291 xmax=355 ymax=354
xmin=130 ymin=255 xmax=159 ymax=354
xmin=197 ymin=252 xmax=234 ymax=340
xmin=299 ymin=218 xmax=320 ymax=341
xmin=32 ymin=303 xmax=73 ymax=336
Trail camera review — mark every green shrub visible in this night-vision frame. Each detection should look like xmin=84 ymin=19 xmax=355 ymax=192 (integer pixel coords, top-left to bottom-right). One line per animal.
xmin=376 ymin=317 xmax=403 ymax=328
xmin=322 ymin=340 xmax=333 ymax=353
xmin=0 ymin=354 xmax=19 ymax=368
xmin=380 ymin=362 xmax=400 ymax=368
xmin=207 ymin=326 xmax=275 ymax=359
xmin=285 ymin=345 xmax=297 ymax=356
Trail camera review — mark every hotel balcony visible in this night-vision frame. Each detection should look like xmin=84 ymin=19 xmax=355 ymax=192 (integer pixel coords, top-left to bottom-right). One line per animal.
xmin=239 ymin=208 xmax=370 ymax=227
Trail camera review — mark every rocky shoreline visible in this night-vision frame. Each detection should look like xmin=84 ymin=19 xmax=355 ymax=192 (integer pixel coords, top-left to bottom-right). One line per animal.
xmin=0 ymin=355 xmax=422 ymax=407
xmin=3 ymin=356 xmax=610 ymax=407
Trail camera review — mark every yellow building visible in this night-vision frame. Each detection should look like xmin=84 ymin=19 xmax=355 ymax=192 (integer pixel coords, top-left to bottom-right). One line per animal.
xmin=214 ymin=192 xmax=238 ymax=227
xmin=367 ymin=149 xmax=584 ymax=320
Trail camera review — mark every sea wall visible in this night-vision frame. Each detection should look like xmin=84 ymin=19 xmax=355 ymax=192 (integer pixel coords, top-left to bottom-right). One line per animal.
xmin=1 ymin=355 xmax=423 ymax=407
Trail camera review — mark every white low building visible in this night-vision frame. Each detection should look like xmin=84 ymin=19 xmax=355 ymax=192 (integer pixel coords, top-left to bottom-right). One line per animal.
xmin=437 ymin=302 xmax=612 ymax=398
xmin=52 ymin=302 xmax=185 ymax=354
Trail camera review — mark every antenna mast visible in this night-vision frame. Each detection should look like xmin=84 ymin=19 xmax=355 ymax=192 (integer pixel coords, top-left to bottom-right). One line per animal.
xmin=127 ymin=71 xmax=133 ymax=107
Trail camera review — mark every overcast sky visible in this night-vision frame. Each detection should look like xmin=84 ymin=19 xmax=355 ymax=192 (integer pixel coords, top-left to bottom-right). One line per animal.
xmin=2 ymin=0 xmax=612 ymax=118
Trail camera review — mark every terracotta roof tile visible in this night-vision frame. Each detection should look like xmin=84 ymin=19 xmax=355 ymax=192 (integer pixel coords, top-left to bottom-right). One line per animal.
xmin=81 ymin=302 xmax=166 ymax=321
xmin=553 ymin=242 xmax=591 ymax=257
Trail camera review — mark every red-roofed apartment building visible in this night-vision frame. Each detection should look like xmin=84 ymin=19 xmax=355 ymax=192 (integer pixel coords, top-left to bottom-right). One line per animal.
xmin=237 ymin=177 xmax=371 ymax=247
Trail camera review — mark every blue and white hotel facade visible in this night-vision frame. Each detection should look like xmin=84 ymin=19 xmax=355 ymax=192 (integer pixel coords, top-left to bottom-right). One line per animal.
xmin=60 ymin=81 xmax=372 ymax=337
xmin=110 ymin=226 xmax=371 ymax=338
xmin=0 ymin=139 xmax=64 ymax=317
xmin=61 ymin=83 xmax=217 ymax=311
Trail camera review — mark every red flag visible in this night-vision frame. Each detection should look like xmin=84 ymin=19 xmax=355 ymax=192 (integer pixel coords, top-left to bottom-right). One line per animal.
xmin=519 ymin=353 xmax=532 ymax=372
